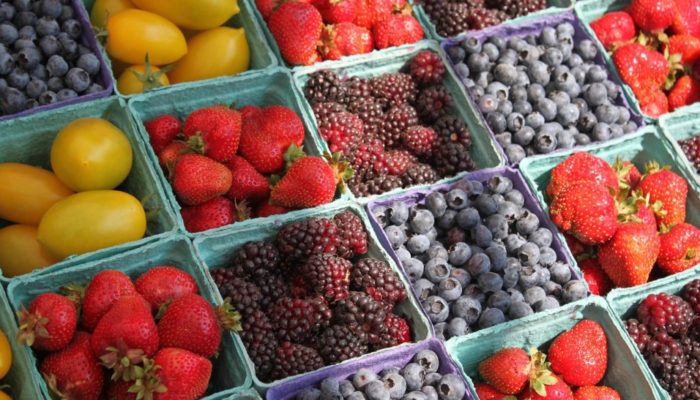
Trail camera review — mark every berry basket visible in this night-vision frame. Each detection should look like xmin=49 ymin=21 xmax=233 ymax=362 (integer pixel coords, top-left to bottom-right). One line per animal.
xmin=292 ymin=40 xmax=506 ymax=202
xmin=191 ymin=200 xmax=432 ymax=393
xmin=223 ymin=387 xmax=262 ymax=400
xmin=445 ymin=296 xmax=659 ymax=399
xmin=0 ymin=96 xmax=177 ymax=284
xmin=365 ymin=166 xmax=586 ymax=341
xmin=5 ymin=234 xmax=253 ymax=400
xmin=659 ymin=103 xmax=700 ymax=180
xmin=442 ymin=10 xmax=645 ymax=166
xmin=266 ymin=338 xmax=476 ymax=400
xmin=78 ymin=0 xmax=276 ymax=97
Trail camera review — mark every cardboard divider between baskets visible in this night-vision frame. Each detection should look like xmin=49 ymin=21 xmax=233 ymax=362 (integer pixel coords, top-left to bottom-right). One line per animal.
xmin=191 ymin=200 xmax=432 ymax=393
xmin=659 ymin=103 xmax=700 ymax=187
xmin=0 ymin=96 xmax=177 ymax=285
xmin=5 ymin=234 xmax=252 ymax=400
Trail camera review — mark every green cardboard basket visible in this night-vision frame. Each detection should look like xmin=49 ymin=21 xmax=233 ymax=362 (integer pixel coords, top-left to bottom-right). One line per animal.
xmin=445 ymin=296 xmax=659 ymax=399
xmin=79 ymin=0 xmax=277 ymax=97
xmin=659 ymin=103 xmax=700 ymax=183
xmin=192 ymin=200 xmax=433 ymax=394
xmin=0 ymin=96 xmax=177 ymax=284
xmin=292 ymin=40 xmax=506 ymax=204
xmin=6 ymin=234 xmax=253 ymax=400
xmin=222 ymin=387 xmax=262 ymax=400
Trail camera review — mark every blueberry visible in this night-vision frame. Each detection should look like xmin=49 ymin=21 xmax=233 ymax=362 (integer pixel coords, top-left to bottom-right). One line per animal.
xmin=543 ymin=47 xmax=563 ymax=66
xmin=437 ymin=209 xmax=457 ymax=230
xmin=403 ymin=258 xmax=424 ymax=282
xmin=7 ymin=68 xmax=28 ymax=90
xmin=510 ymin=85 xmax=528 ymax=102
xmin=556 ymin=22 xmax=575 ymax=37
xmin=425 ymin=258 xmax=451 ymax=283
xmin=446 ymin=317 xmax=470 ymax=338
xmin=610 ymin=123 xmax=624 ymax=138
xmin=567 ymin=53 xmax=584 ymax=68
xmin=504 ymin=190 xmax=525 ymax=207
xmin=595 ymin=103 xmax=620 ymax=124
xmin=0 ymin=3 xmax=15 ymax=22
xmin=504 ymin=144 xmax=526 ymax=163
xmin=505 ymin=112 xmax=524 ymax=132
xmin=474 ymin=71 xmax=491 ymax=89
xmin=524 ymin=286 xmax=546 ymax=306
xmin=527 ymin=84 xmax=546 ymax=102
xmin=494 ymin=63 xmax=518 ymax=85
xmin=478 ymin=307 xmax=506 ymax=328
xmin=413 ymin=279 xmax=435 ymax=301
xmin=16 ymin=46 xmax=41 ymax=71
xmin=543 ymin=281 xmax=562 ymax=297
xmin=571 ymin=66 xmax=587 ymax=85
xmin=35 ymin=16 xmax=59 ymax=37
xmin=507 ymin=287 xmax=525 ymax=303
xmin=353 ymin=368 xmax=379 ymax=389
xmin=428 ymin=244 xmax=448 ymax=261
xmin=482 ymin=42 xmax=499 ymax=61
xmin=462 ymin=37 xmax=482 ymax=54
xmin=534 ymin=296 xmax=560 ymax=311
xmin=604 ymin=80 xmax=620 ymax=99
xmin=338 ymin=380 xmax=355 ymax=396
xmin=466 ymin=251 xmax=491 ymax=276
xmin=533 ymin=131 xmax=557 ymax=154
xmin=540 ymin=26 xmax=557 ymax=46
xmin=385 ymin=225 xmax=407 ymax=249
xmin=486 ymin=290 xmax=511 ymax=312
xmin=508 ymin=37 xmax=527 ymax=51
xmin=536 ymin=98 xmax=557 ymax=121
xmin=381 ymin=368 xmax=401 ymax=378
xmin=463 ymin=283 xmax=486 ymax=304
xmin=0 ymin=87 xmax=26 ymax=114
xmin=538 ymin=247 xmax=557 ymax=267
xmin=478 ymin=94 xmax=498 ymax=113
xmin=487 ymin=111 xmax=508 ymax=134
xmin=453 ymin=62 xmax=469 ymax=79
xmin=478 ymin=271 xmax=504 ymax=293
xmin=407 ymin=235 xmax=430 ymax=255
xmin=527 ymin=60 xmax=550 ymax=86
xmin=47 ymin=54 xmax=68 ymax=77
xmin=56 ymin=88 xmax=77 ymax=101
xmin=410 ymin=209 xmax=434 ymax=234
xmin=577 ymin=39 xmax=598 ymax=60
xmin=62 ymin=19 xmax=82 ymax=40
xmin=513 ymin=100 xmax=533 ymax=116
xmin=495 ymin=132 xmax=511 ymax=147
xmin=320 ymin=378 xmax=340 ymax=395
xmin=484 ymin=214 xmax=507 ymax=240
xmin=381 ymin=372 xmax=406 ymax=399
xmin=556 ymin=103 xmax=579 ymax=127
xmin=438 ymin=277 xmax=462 ymax=301
xmin=623 ymin=121 xmax=638 ymax=134
xmin=450 ymin=267 xmax=470 ymax=287
xmin=497 ymin=201 xmax=521 ymax=223
xmin=486 ymin=81 xmax=509 ymax=100
xmin=562 ymin=280 xmax=587 ymax=303
xmin=445 ymin=188 xmax=469 ymax=210
xmin=519 ymin=45 xmax=541 ymax=63
xmin=471 ymin=224 xmax=493 ymax=248
xmin=364 ymin=380 xmax=389 ymax=400
xmin=473 ymin=194 xmax=497 ymax=217
xmin=38 ymin=90 xmax=57 ymax=105
xmin=30 ymin=64 xmax=47 ymax=80
xmin=448 ymin=242 xmax=471 ymax=266
xmin=0 ymin=23 xmax=17 ymax=45
xmin=298 ymin=388 xmax=322 ymax=400
xmin=528 ymin=228 xmax=552 ymax=247
xmin=403 ymin=392 xmax=428 ymax=400
xmin=447 ymin=46 xmax=465 ymax=64
xmin=0 ymin=51 xmax=13 ymax=75
xmin=77 ymin=53 xmax=100 ymax=76
xmin=525 ymin=112 xmax=545 ymax=129
xmin=403 ymin=363 xmax=426 ymax=391
xmin=59 ymin=4 xmax=75 ymax=22
xmin=516 ymin=211 xmax=539 ymax=236
xmin=437 ymin=374 xmax=465 ymax=400
xmin=545 ymin=262 xmax=569 ymax=285
xmin=452 ymin=295 xmax=481 ymax=324
xmin=578 ymin=111 xmax=598 ymax=132
xmin=25 ymin=77 xmax=46 ymax=99
xmin=467 ymin=52 xmax=489 ymax=73
xmin=591 ymin=122 xmax=612 ymax=142
xmin=469 ymin=85 xmax=484 ymax=99
xmin=518 ymin=266 xmax=539 ymax=289
xmin=17 ymin=25 xmax=34 ymax=40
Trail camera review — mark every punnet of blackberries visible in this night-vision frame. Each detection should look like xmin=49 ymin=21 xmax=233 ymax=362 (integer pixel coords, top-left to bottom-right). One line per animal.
xmin=211 ymin=210 xmax=415 ymax=382
xmin=303 ymin=51 xmax=477 ymax=198
xmin=446 ymin=20 xmax=639 ymax=163
xmin=372 ymin=175 xmax=587 ymax=340
xmin=679 ymin=133 xmax=700 ymax=174
xmin=0 ymin=0 xmax=105 ymax=116
xmin=624 ymin=280 xmax=700 ymax=400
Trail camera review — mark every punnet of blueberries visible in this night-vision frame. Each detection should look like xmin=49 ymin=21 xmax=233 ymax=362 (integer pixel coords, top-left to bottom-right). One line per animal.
xmin=373 ymin=175 xmax=588 ymax=340
xmin=295 ymin=349 xmax=466 ymax=400
xmin=446 ymin=20 xmax=639 ymax=163
xmin=0 ymin=0 xmax=105 ymax=116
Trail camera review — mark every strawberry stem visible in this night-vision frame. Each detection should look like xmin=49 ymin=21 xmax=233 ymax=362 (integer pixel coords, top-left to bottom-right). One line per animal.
xmin=217 ymin=298 xmax=243 ymax=332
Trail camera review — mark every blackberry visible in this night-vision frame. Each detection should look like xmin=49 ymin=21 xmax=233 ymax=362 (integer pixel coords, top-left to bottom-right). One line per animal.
xmin=679 ymin=135 xmax=700 ymax=173
xmin=254 ymin=273 xmax=289 ymax=310
xmin=370 ymin=73 xmax=417 ymax=108
xmin=646 ymin=333 xmax=692 ymax=399
xmin=435 ymin=3 xmax=470 ymax=38
xmin=301 ymin=253 xmax=353 ymax=301
xmin=343 ymin=76 xmax=372 ymax=105
xmin=683 ymin=279 xmax=700 ymax=313
xmin=317 ymin=324 xmax=369 ymax=364
xmin=385 ymin=150 xmax=418 ymax=175
xmin=638 ymin=293 xmax=694 ymax=335
xmin=228 ymin=241 xmax=280 ymax=280
xmin=349 ymin=174 xmax=403 ymax=197
xmin=488 ymin=0 xmax=545 ymax=17
xmin=401 ymin=163 xmax=439 ymax=187
xmin=409 ymin=51 xmax=446 ymax=87
xmin=304 ymin=70 xmax=346 ymax=104
xmin=268 ymin=297 xmax=330 ymax=342
xmin=240 ymin=310 xmax=278 ymax=380
xmin=277 ymin=217 xmax=338 ymax=261
xmin=402 ymin=125 xmax=437 ymax=156
xmin=416 ymin=85 xmax=453 ymax=123
xmin=375 ymin=313 xmax=411 ymax=350
xmin=346 ymin=97 xmax=384 ymax=136
xmin=333 ymin=210 xmax=369 ymax=259
xmin=432 ymin=141 xmax=476 ymax=177
xmin=270 ymin=342 xmax=325 ymax=380
xmin=352 ymin=258 xmax=408 ymax=309
xmin=467 ymin=8 xmax=507 ymax=30
xmin=346 ymin=137 xmax=387 ymax=181
xmin=211 ymin=272 xmax=262 ymax=316
xmin=312 ymin=101 xmax=346 ymax=125
xmin=625 ymin=318 xmax=651 ymax=353
xmin=380 ymin=104 xmax=419 ymax=148
xmin=434 ymin=114 xmax=472 ymax=148
xmin=682 ymin=336 xmax=700 ymax=363
xmin=319 ymin=111 xmax=364 ymax=153
xmin=333 ymin=291 xmax=387 ymax=343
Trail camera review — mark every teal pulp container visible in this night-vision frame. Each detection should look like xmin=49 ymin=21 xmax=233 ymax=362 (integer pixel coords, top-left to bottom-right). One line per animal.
xmin=659 ymin=103 xmax=700 ymax=185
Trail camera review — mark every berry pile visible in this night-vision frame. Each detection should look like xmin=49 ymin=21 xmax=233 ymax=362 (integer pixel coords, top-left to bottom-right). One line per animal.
xmin=679 ymin=133 xmax=700 ymax=173
xmin=475 ymin=320 xmax=620 ymax=399
xmin=547 ymin=152 xmax=700 ymax=290
xmin=304 ymin=51 xmax=477 ymax=198
xmin=373 ymin=175 xmax=585 ymax=340
xmin=590 ymin=0 xmax=700 ymax=117
xmin=143 ymin=104 xmax=350 ymax=233
xmin=446 ymin=21 xmax=637 ymax=163
xmin=16 ymin=267 xmax=234 ymax=399
xmin=0 ymin=0 xmax=106 ymax=115
xmin=210 ymin=211 xmax=413 ymax=382
xmin=624 ymin=281 xmax=700 ymax=400
xmin=293 ymin=349 xmax=466 ymax=400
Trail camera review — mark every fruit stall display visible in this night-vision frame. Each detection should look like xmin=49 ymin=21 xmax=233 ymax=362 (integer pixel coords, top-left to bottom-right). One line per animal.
xmin=660 ymin=103 xmax=700 ymax=175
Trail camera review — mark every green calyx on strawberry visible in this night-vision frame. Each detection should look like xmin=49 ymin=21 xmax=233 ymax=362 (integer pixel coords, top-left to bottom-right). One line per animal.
xmin=612 ymin=158 xmax=641 ymax=193
xmin=99 ymin=346 xmax=148 ymax=381
xmin=615 ymin=190 xmax=663 ymax=229
xmin=183 ymin=105 xmax=242 ymax=164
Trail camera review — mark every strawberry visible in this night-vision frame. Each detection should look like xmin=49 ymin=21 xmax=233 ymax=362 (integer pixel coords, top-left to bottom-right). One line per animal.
xmin=563 ymin=233 xmax=589 ymax=258
xmin=320 ymin=22 xmax=373 ymax=60
xmin=668 ymin=75 xmax=700 ymax=110
xmin=617 ymin=191 xmax=660 ymax=229
xmin=181 ymin=196 xmax=247 ymax=233
xmin=158 ymin=141 xmax=188 ymax=171
xmin=256 ymin=0 xmax=300 ymax=20
xmin=183 ymin=105 xmax=242 ymax=163
xmin=106 ymin=379 xmax=138 ymax=400
xmin=372 ymin=14 xmax=423 ymax=49
xmin=598 ymin=222 xmax=660 ymax=287
xmin=549 ymin=320 xmax=607 ymax=387
xmin=353 ymin=0 xmax=374 ymax=27
xmin=579 ymin=258 xmax=612 ymax=296
xmin=546 ymin=153 xmax=619 ymax=199
xmin=172 ymin=154 xmax=232 ymax=206
xmin=17 ymin=293 xmax=77 ymax=352
xmin=151 ymin=348 xmax=212 ymax=400
xmin=636 ymin=85 xmax=670 ymax=117
xmin=518 ymin=375 xmax=573 ymax=400
xmin=672 ymin=0 xmax=700 ymax=37
xmin=475 ymin=383 xmax=518 ymax=400
xmin=256 ymin=200 xmax=291 ymax=217
xmin=134 ymin=266 xmax=198 ymax=312
xmin=259 ymin=105 xmax=305 ymax=150
xmin=549 ymin=181 xmax=618 ymax=245
xmin=613 ymin=159 xmax=641 ymax=191
xmin=239 ymin=111 xmax=288 ymax=174
xmin=628 ymin=0 xmax=677 ymax=33
xmin=40 ymin=332 xmax=104 ymax=400
xmin=144 ymin=115 xmax=181 ymax=155
xmin=638 ymin=162 xmax=688 ymax=227
xmin=269 ymin=2 xmax=323 ymax=65
xmin=574 ymin=386 xmax=621 ymax=400
xmin=590 ymin=11 xmax=636 ymax=50
xmin=81 ymin=270 xmax=138 ymax=332
xmin=227 ymin=156 xmax=270 ymax=203
xmin=317 ymin=0 xmax=358 ymax=24
xmin=240 ymin=105 xmax=262 ymax=120
xmin=612 ymin=43 xmax=669 ymax=92
xmin=270 ymin=154 xmax=352 ymax=208
xmin=667 ymin=34 xmax=700 ymax=65
xmin=657 ymin=222 xmax=700 ymax=274
xmin=478 ymin=348 xmax=532 ymax=394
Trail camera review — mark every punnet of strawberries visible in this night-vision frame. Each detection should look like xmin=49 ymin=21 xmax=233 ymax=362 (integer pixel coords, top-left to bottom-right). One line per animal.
xmin=547 ymin=152 xmax=700 ymax=293
xmin=16 ymin=266 xmax=237 ymax=399
xmin=589 ymin=0 xmax=700 ymax=117
xmin=143 ymin=103 xmax=352 ymax=233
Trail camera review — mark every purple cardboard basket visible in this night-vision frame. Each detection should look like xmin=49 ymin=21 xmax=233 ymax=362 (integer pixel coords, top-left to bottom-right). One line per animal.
xmin=440 ymin=10 xmax=645 ymax=166
xmin=0 ymin=0 xmax=113 ymax=123
xmin=266 ymin=339 xmax=475 ymax=400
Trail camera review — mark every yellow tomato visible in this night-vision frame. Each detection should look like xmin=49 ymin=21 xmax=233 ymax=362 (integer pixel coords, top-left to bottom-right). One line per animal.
xmin=117 ymin=64 xmax=170 ymax=95
xmin=0 ymin=329 xmax=10 ymax=380
xmin=90 ymin=0 xmax=134 ymax=29
xmin=169 ymin=27 xmax=249 ymax=84
xmin=0 ymin=390 xmax=10 ymax=400
xmin=106 ymin=9 xmax=187 ymax=65
xmin=38 ymin=191 xmax=147 ymax=260
xmin=131 ymin=0 xmax=239 ymax=31
xmin=0 ymin=163 xmax=73 ymax=225
xmin=50 ymin=118 xmax=133 ymax=192
xmin=0 ymin=225 xmax=59 ymax=278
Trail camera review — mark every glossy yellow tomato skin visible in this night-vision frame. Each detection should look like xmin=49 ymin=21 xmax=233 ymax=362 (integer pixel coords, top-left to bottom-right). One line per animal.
xmin=90 ymin=0 xmax=134 ymax=29
xmin=0 ymin=329 xmax=11 ymax=380
xmin=117 ymin=64 xmax=170 ymax=95
xmin=131 ymin=0 xmax=240 ymax=30
xmin=0 ymin=163 xmax=73 ymax=225
xmin=38 ymin=191 xmax=147 ymax=260
xmin=0 ymin=225 xmax=59 ymax=278
xmin=169 ymin=27 xmax=249 ymax=84
xmin=51 ymin=118 xmax=133 ymax=192
xmin=106 ymin=9 xmax=187 ymax=65
xmin=0 ymin=390 xmax=10 ymax=400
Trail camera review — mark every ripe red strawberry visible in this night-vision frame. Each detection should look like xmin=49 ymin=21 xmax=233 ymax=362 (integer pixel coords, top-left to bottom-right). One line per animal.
xmin=579 ymin=258 xmax=612 ymax=296
xmin=270 ymin=154 xmax=352 ymax=208
xmin=518 ymin=374 xmax=573 ymax=400
xmin=183 ymin=105 xmax=242 ymax=163
xmin=256 ymin=0 xmax=301 ymax=20
xmin=590 ymin=11 xmax=636 ymax=50
xmin=402 ymin=125 xmax=437 ymax=156
xmin=628 ymin=0 xmax=677 ymax=32
xmin=106 ymin=379 xmax=138 ymax=400
xmin=638 ymin=162 xmax=688 ymax=227
xmin=317 ymin=0 xmax=358 ymax=23
xmin=564 ymin=233 xmax=589 ymax=258
xmin=17 ymin=293 xmax=77 ymax=352
xmin=259 ymin=105 xmax=305 ymax=150
xmin=81 ymin=269 xmax=138 ymax=332
xmin=475 ymin=383 xmax=518 ymax=400
xmin=256 ymin=200 xmax=291 ymax=217
xmin=384 ymin=150 xmax=417 ymax=175
xmin=549 ymin=320 xmax=607 ymax=387
xmin=617 ymin=190 xmax=660 ymax=229
xmin=239 ymin=111 xmax=289 ymax=174
xmin=144 ymin=115 xmax=181 ymax=155
xmin=549 ymin=181 xmax=618 ymax=245
xmin=657 ymin=222 xmax=700 ymax=274
xmin=636 ymin=85 xmax=670 ymax=117
xmin=240 ymin=105 xmax=262 ymax=120
xmin=172 ymin=154 xmax=232 ymax=206
xmin=613 ymin=159 xmax=641 ymax=191
xmin=151 ymin=348 xmax=212 ymax=400
xmin=353 ymin=0 xmax=373 ymax=27
xmin=269 ymin=2 xmax=323 ymax=65
xmin=598 ymin=222 xmax=660 ymax=287
xmin=672 ymin=0 xmax=700 ymax=37
xmin=575 ymin=386 xmax=621 ymax=400
xmin=227 ymin=156 xmax=270 ymax=203
xmin=478 ymin=348 xmax=532 ymax=395
xmin=668 ymin=75 xmax=700 ymax=110
xmin=158 ymin=141 xmax=188 ymax=171
xmin=372 ymin=14 xmax=423 ymax=49
xmin=181 ymin=196 xmax=247 ymax=233
xmin=319 ymin=22 xmax=373 ymax=60
xmin=134 ymin=266 xmax=198 ymax=312
xmin=546 ymin=153 xmax=619 ymax=198
xmin=612 ymin=43 xmax=669 ymax=92
xmin=667 ymin=34 xmax=700 ymax=65
xmin=40 ymin=332 xmax=104 ymax=400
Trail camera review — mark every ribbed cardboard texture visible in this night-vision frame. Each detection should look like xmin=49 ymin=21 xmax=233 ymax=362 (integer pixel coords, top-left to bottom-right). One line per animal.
xmin=292 ymin=40 xmax=507 ymax=203
xmin=192 ymin=200 xmax=433 ymax=393
xmin=79 ymin=0 xmax=276 ymax=97
xmin=365 ymin=166 xmax=584 ymax=339
xmin=0 ymin=96 xmax=177 ymax=283
xmin=6 ymin=235 xmax=252 ymax=400
xmin=0 ymin=0 xmax=113 ymax=123
xmin=446 ymin=296 xmax=659 ymax=399
xmin=267 ymin=339 xmax=476 ymax=400
xmin=441 ymin=10 xmax=645 ymax=166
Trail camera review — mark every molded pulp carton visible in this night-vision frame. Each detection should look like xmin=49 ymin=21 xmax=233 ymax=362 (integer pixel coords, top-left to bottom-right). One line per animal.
xmin=659 ymin=103 xmax=700 ymax=184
